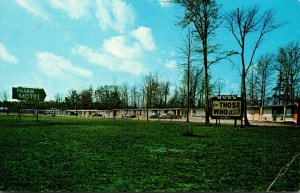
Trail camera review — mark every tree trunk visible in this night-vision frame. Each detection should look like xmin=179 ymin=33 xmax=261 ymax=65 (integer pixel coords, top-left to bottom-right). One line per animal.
xmin=204 ymin=65 xmax=210 ymax=125
xmin=164 ymin=93 xmax=167 ymax=108
xmin=200 ymin=25 xmax=209 ymax=125
xmin=260 ymin=106 xmax=263 ymax=121
xmin=146 ymin=87 xmax=149 ymax=121
xmin=291 ymin=76 xmax=294 ymax=105
xmin=241 ymin=43 xmax=250 ymax=126
xmin=243 ymin=77 xmax=250 ymax=126
xmin=187 ymin=57 xmax=190 ymax=123
xmin=260 ymin=83 xmax=264 ymax=121
xmin=283 ymin=103 xmax=286 ymax=122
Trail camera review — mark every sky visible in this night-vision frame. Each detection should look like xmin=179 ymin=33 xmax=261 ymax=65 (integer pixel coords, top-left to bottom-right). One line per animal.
xmin=0 ymin=0 xmax=300 ymax=101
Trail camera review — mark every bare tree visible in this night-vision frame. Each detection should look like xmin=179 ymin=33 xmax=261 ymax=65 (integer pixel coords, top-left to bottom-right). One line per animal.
xmin=247 ymin=66 xmax=260 ymax=106
xmin=168 ymin=84 xmax=182 ymax=108
xmin=130 ymin=84 xmax=139 ymax=108
xmin=213 ymin=79 xmax=225 ymax=96
xmin=256 ymin=53 xmax=274 ymax=119
xmin=274 ymin=41 xmax=300 ymax=121
xmin=157 ymin=80 xmax=171 ymax=108
xmin=144 ymin=72 xmax=159 ymax=121
xmin=1 ymin=90 xmax=9 ymax=115
xmin=54 ymin=93 xmax=63 ymax=104
xmin=170 ymin=0 xmax=237 ymax=124
xmin=119 ymin=83 xmax=129 ymax=109
xmin=276 ymin=41 xmax=300 ymax=104
xmin=163 ymin=81 xmax=170 ymax=108
xmin=1 ymin=90 xmax=8 ymax=102
xmin=224 ymin=4 xmax=282 ymax=126
xmin=54 ymin=92 xmax=64 ymax=111
xmin=178 ymin=29 xmax=194 ymax=122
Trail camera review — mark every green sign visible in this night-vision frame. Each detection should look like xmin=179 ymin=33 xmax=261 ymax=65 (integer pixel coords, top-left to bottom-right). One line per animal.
xmin=12 ymin=87 xmax=46 ymax=101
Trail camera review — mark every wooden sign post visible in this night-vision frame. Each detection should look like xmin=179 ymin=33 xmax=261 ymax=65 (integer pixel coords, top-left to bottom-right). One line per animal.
xmin=12 ymin=87 xmax=46 ymax=122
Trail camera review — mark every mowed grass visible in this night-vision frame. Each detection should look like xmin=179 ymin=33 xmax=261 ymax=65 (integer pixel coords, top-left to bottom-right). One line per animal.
xmin=0 ymin=115 xmax=299 ymax=192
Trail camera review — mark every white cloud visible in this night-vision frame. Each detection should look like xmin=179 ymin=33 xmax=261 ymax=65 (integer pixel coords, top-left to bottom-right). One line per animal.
xmin=74 ymin=44 xmax=146 ymax=75
xmin=0 ymin=42 xmax=18 ymax=64
xmin=103 ymin=35 xmax=141 ymax=59
xmin=73 ymin=25 xmax=157 ymax=75
xmin=95 ymin=0 xmax=135 ymax=33
xmin=15 ymin=0 xmax=48 ymax=20
xmin=49 ymin=0 xmax=91 ymax=19
xmin=170 ymin=51 xmax=176 ymax=56
xmin=36 ymin=52 xmax=92 ymax=78
xmin=159 ymin=0 xmax=171 ymax=7
xmin=164 ymin=60 xmax=177 ymax=69
xmin=131 ymin=26 xmax=156 ymax=51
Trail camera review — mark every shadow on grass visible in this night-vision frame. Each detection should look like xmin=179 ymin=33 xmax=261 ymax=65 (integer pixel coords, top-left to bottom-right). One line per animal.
xmin=182 ymin=133 xmax=203 ymax=138
xmin=182 ymin=133 xmax=208 ymax=138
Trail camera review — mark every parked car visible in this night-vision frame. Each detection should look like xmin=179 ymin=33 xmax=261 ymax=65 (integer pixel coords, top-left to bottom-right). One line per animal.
xmin=160 ymin=113 xmax=177 ymax=119
xmin=68 ymin=112 xmax=78 ymax=116
xmin=92 ymin=113 xmax=102 ymax=117
xmin=44 ymin=112 xmax=54 ymax=116
xmin=124 ymin=114 xmax=137 ymax=118
xmin=149 ymin=113 xmax=159 ymax=118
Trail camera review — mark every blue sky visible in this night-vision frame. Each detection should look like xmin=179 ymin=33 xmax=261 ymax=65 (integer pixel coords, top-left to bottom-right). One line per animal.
xmin=0 ymin=0 xmax=300 ymax=100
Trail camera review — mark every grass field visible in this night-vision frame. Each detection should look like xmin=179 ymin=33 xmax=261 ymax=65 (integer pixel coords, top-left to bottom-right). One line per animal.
xmin=0 ymin=115 xmax=299 ymax=192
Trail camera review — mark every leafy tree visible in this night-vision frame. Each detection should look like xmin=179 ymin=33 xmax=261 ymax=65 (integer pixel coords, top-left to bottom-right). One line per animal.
xmin=94 ymin=85 xmax=122 ymax=110
xmin=65 ymin=89 xmax=79 ymax=110
xmin=79 ymin=86 xmax=93 ymax=109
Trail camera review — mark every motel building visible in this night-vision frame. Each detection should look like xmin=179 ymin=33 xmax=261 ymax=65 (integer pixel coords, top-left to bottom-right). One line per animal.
xmin=22 ymin=108 xmax=63 ymax=116
xmin=20 ymin=104 xmax=298 ymax=123
xmin=247 ymin=104 xmax=298 ymax=123
xmin=64 ymin=108 xmax=206 ymax=119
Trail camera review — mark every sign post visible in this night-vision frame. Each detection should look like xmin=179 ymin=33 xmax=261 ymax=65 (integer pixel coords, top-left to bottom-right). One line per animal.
xmin=211 ymin=95 xmax=242 ymax=127
xmin=12 ymin=87 xmax=46 ymax=122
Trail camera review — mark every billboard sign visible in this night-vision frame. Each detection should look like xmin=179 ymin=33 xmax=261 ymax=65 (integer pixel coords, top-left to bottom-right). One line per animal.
xmin=211 ymin=95 xmax=242 ymax=119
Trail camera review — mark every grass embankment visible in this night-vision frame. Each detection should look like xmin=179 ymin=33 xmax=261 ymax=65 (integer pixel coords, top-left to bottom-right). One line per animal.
xmin=0 ymin=115 xmax=299 ymax=192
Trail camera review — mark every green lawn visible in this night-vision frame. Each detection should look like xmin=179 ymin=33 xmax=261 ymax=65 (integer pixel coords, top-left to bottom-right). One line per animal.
xmin=0 ymin=115 xmax=299 ymax=192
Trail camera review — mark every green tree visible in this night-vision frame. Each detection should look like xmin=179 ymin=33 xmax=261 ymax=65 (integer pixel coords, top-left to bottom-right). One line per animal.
xmin=79 ymin=87 xmax=93 ymax=109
